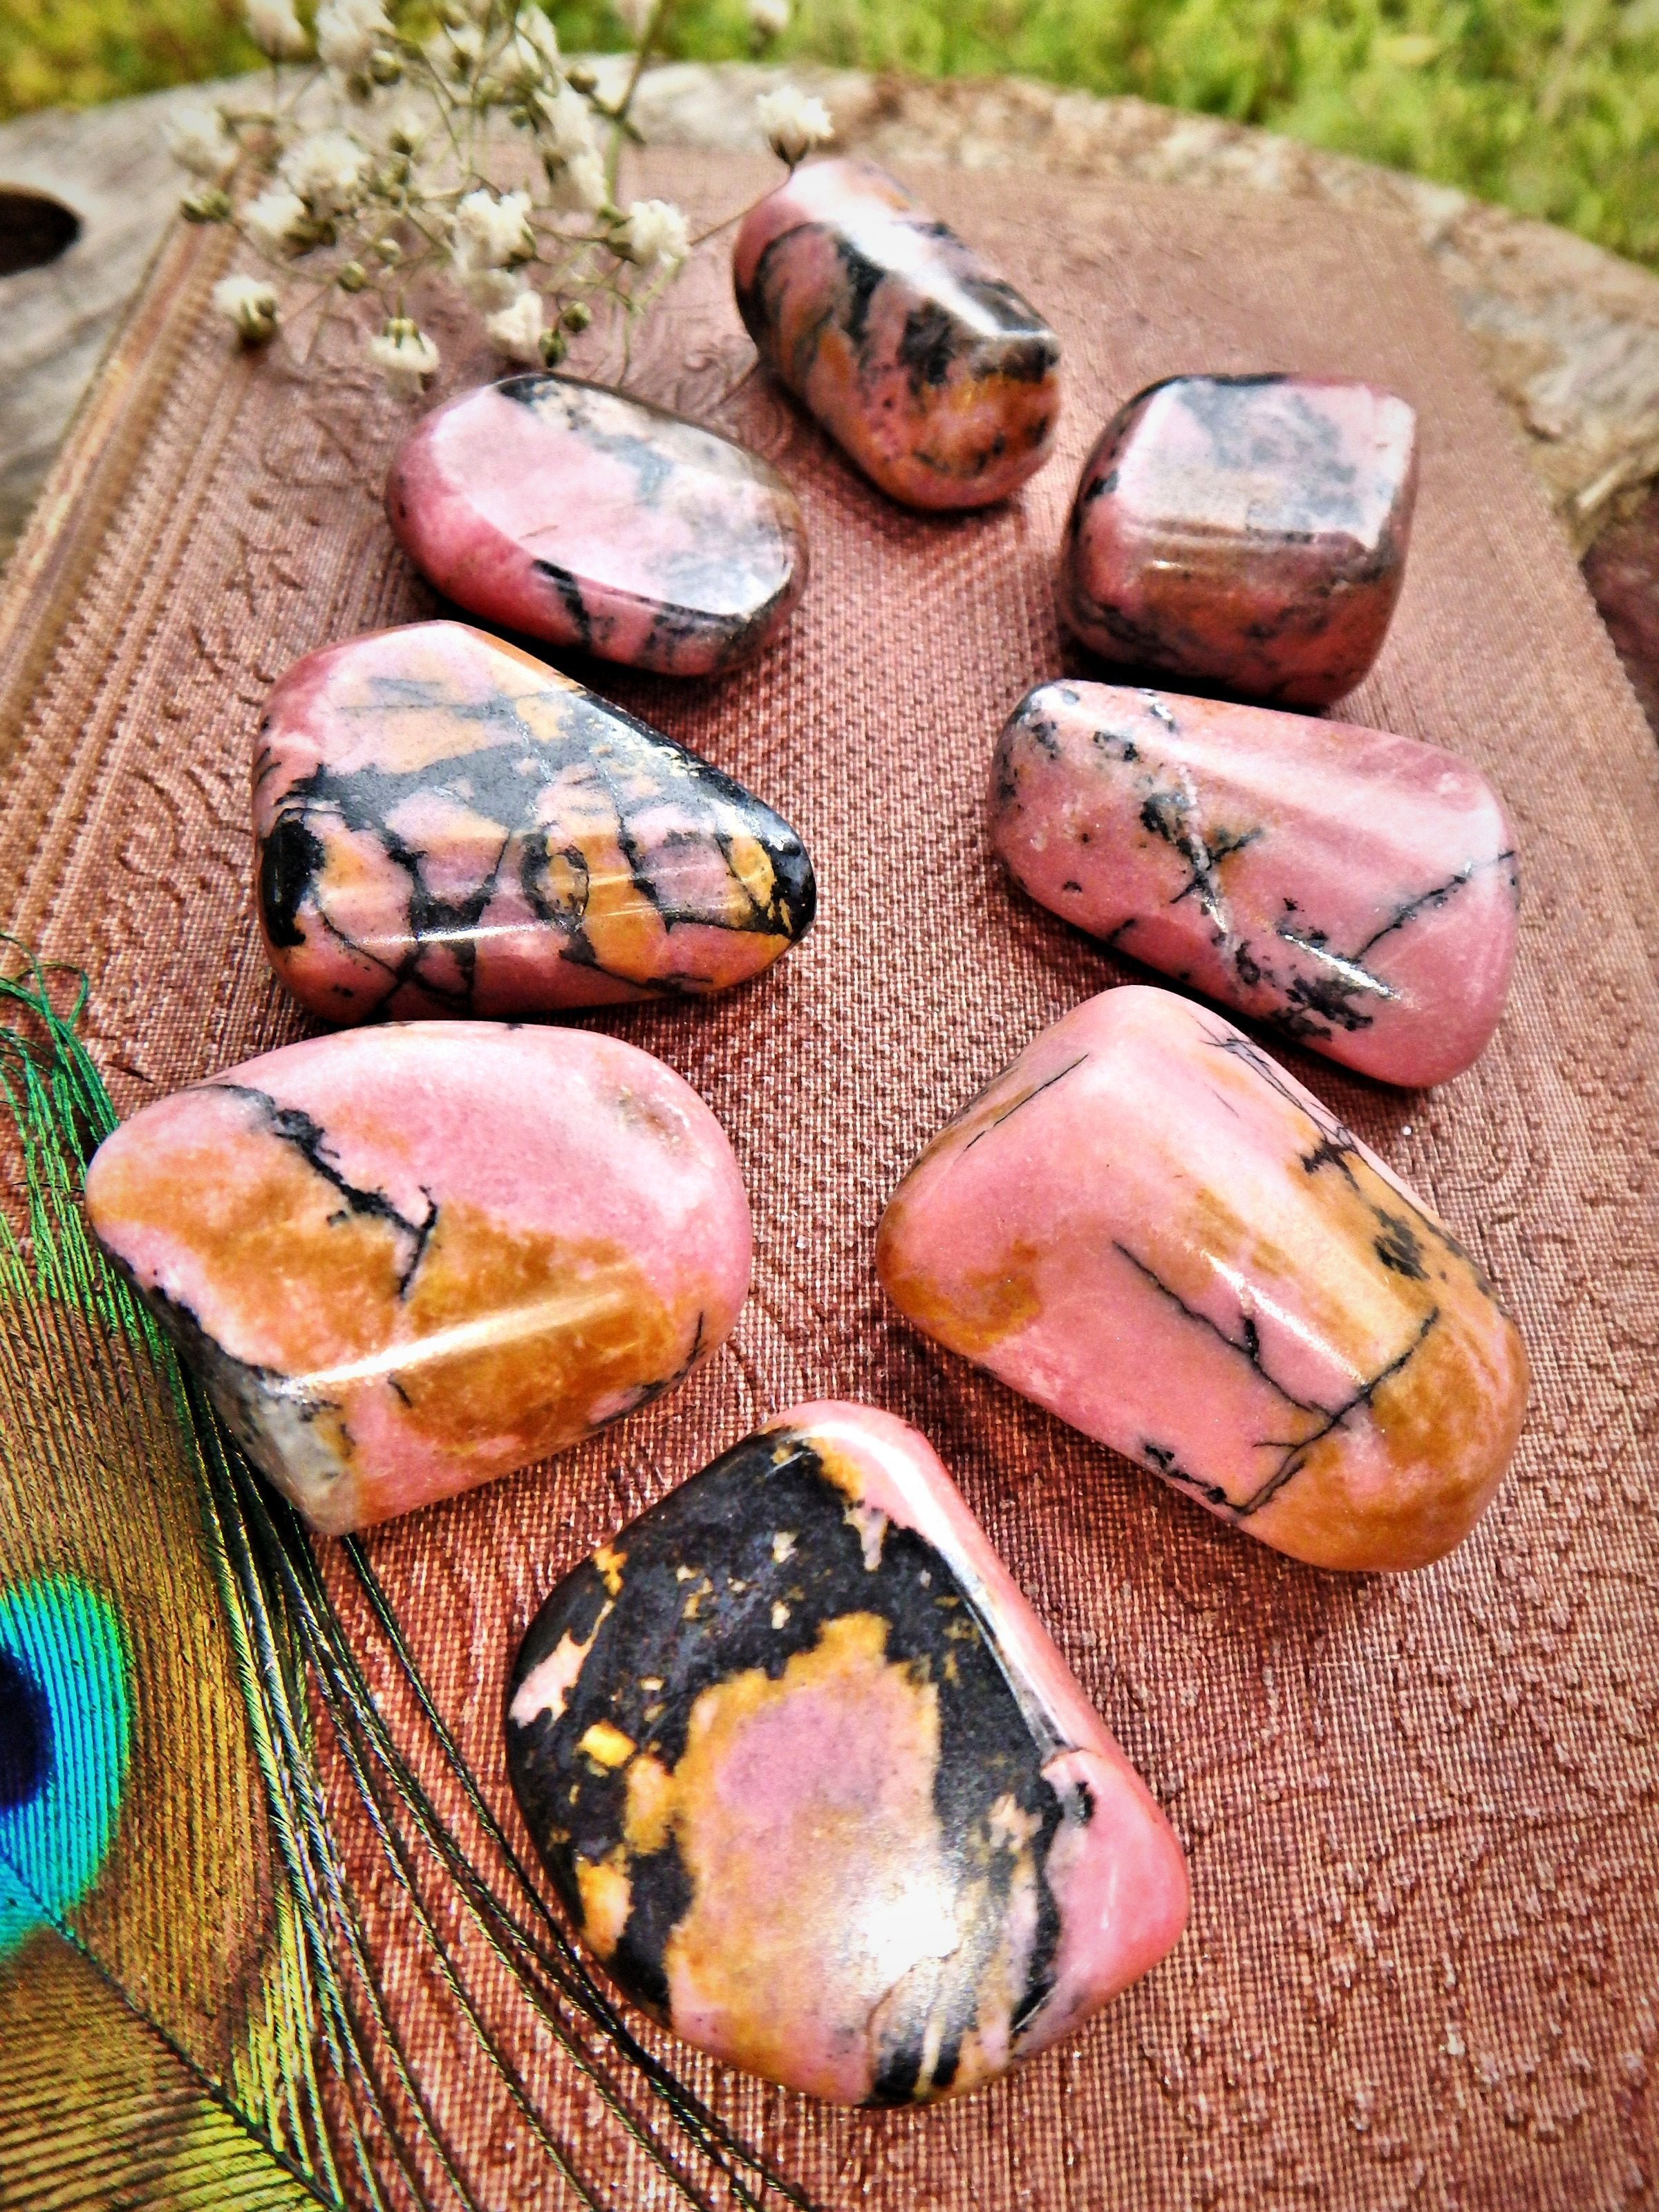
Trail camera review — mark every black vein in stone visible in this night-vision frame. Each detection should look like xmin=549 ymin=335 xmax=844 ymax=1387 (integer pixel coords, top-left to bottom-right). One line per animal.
xmin=1234 ymin=1308 xmax=1441 ymax=1520
xmin=1111 ymin=1241 xmax=1331 ymax=1417
xmin=959 ymin=1055 xmax=1090 ymax=1154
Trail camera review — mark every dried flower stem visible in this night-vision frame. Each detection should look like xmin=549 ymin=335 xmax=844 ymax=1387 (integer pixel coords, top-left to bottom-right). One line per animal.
xmin=186 ymin=0 xmax=833 ymax=395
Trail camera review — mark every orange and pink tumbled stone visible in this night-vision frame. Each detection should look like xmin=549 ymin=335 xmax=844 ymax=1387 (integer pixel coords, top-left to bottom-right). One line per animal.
xmin=733 ymin=158 xmax=1061 ymax=510
xmin=991 ymin=681 xmax=1518 ymax=1087
xmin=1060 ymin=374 xmax=1418 ymax=706
xmin=877 ymin=988 xmax=1528 ymax=1572
xmin=386 ymin=375 xmax=807 ymax=676
xmin=505 ymin=1400 xmax=1188 ymax=2103
xmin=254 ymin=621 xmax=816 ymax=1023
xmin=84 ymin=1024 xmax=752 ymax=1534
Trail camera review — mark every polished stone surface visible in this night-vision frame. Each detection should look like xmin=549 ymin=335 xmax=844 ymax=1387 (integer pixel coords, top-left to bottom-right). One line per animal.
xmin=877 ymin=988 xmax=1528 ymax=1572
xmin=505 ymin=1400 xmax=1187 ymax=2104
xmin=733 ymin=157 xmax=1060 ymax=510
xmin=991 ymin=681 xmax=1517 ymax=1087
xmin=386 ymin=375 xmax=807 ymax=676
xmin=84 ymin=1024 xmax=751 ymax=1534
xmin=1060 ymin=375 xmax=1418 ymax=706
xmin=254 ymin=621 xmax=816 ymax=1022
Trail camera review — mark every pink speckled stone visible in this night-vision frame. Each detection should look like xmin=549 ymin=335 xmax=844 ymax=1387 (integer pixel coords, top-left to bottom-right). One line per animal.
xmin=254 ymin=621 xmax=815 ymax=1022
xmin=84 ymin=1024 xmax=751 ymax=1534
xmin=386 ymin=375 xmax=807 ymax=675
xmin=991 ymin=681 xmax=1518 ymax=1087
xmin=733 ymin=158 xmax=1060 ymax=510
xmin=877 ymin=988 xmax=1528 ymax=1573
xmin=1061 ymin=375 xmax=1418 ymax=706
xmin=505 ymin=1400 xmax=1188 ymax=2104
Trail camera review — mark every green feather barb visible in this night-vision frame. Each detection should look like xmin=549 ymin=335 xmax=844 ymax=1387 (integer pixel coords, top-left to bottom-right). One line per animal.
xmin=0 ymin=948 xmax=813 ymax=2212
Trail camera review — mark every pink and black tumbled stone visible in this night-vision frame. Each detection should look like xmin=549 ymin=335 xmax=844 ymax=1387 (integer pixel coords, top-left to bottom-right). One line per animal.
xmin=386 ymin=375 xmax=807 ymax=677
xmin=505 ymin=1402 xmax=1187 ymax=2105
xmin=733 ymin=158 xmax=1061 ymax=511
xmin=1060 ymin=374 xmax=1418 ymax=707
xmin=990 ymin=680 xmax=1517 ymax=1087
xmin=254 ymin=621 xmax=816 ymax=1022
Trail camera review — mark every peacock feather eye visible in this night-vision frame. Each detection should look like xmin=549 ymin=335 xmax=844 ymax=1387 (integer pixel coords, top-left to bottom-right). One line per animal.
xmin=0 ymin=1575 xmax=131 ymax=1959
xmin=0 ymin=1647 xmax=51 ymax=1814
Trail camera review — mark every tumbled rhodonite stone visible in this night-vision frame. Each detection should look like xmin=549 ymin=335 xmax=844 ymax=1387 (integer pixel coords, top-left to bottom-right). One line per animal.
xmin=733 ymin=158 xmax=1061 ymax=510
xmin=1060 ymin=375 xmax=1418 ymax=706
xmin=505 ymin=1400 xmax=1187 ymax=2103
xmin=877 ymin=988 xmax=1527 ymax=1572
xmin=991 ymin=682 xmax=1517 ymax=1087
xmin=386 ymin=375 xmax=807 ymax=676
xmin=254 ymin=621 xmax=816 ymax=1022
xmin=84 ymin=1025 xmax=751 ymax=1534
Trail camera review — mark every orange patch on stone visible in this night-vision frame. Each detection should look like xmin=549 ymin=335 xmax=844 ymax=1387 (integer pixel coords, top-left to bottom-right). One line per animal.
xmin=92 ymin=1091 xmax=700 ymax=1477
xmin=648 ymin=1612 xmax=966 ymax=2103
xmin=877 ymin=1209 xmax=1043 ymax=1358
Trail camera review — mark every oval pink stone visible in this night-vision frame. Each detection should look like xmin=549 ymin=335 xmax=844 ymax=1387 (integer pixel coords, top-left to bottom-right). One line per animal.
xmin=386 ymin=375 xmax=807 ymax=676
xmin=733 ymin=158 xmax=1061 ymax=510
xmin=505 ymin=1400 xmax=1188 ymax=2103
xmin=877 ymin=986 xmax=1528 ymax=1573
xmin=991 ymin=681 xmax=1518 ymax=1087
xmin=84 ymin=1024 xmax=752 ymax=1534
xmin=1061 ymin=374 xmax=1418 ymax=706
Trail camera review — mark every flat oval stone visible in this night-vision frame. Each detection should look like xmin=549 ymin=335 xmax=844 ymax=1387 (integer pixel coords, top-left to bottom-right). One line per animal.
xmin=505 ymin=1400 xmax=1187 ymax=2104
xmin=877 ymin=988 xmax=1528 ymax=1573
xmin=84 ymin=1025 xmax=751 ymax=1535
xmin=991 ymin=681 xmax=1518 ymax=1087
xmin=385 ymin=375 xmax=807 ymax=676
xmin=1061 ymin=375 xmax=1418 ymax=706
xmin=733 ymin=158 xmax=1061 ymax=511
xmin=254 ymin=621 xmax=816 ymax=1023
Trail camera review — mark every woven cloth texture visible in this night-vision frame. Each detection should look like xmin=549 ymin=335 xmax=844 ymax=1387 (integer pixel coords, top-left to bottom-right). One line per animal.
xmin=2 ymin=150 xmax=1657 ymax=2211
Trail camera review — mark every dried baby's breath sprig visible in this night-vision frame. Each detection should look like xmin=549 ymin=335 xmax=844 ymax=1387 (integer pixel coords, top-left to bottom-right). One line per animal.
xmin=213 ymin=273 xmax=281 ymax=344
xmin=755 ymin=85 xmax=834 ymax=167
xmin=180 ymin=0 xmax=834 ymax=396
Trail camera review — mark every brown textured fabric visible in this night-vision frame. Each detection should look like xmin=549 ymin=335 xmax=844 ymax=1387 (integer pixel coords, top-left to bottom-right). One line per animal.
xmin=2 ymin=150 xmax=1658 ymax=2209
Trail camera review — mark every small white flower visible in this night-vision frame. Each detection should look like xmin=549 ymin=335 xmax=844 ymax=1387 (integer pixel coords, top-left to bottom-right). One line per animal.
xmin=381 ymin=98 xmax=431 ymax=156
xmin=369 ymin=321 xmax=440 ymax=397
xmin=501 ymin=30 xmax=549 ymax=86
xmin=245 ymin=0 xmax=309 ymax=59
xmin=243 ymin=185 xmax=310 ymax=252
xmin=426 ymin=21 xmax=482 ymax=78
xmin=453 ymin=187 xmax=534 ymax=270
xmin=486 ymin=288 xmax=550 ymax=365
xmin=620 ymin=197 xmax=688 ymax=270
xmin=316 ymin=0 xmax=393 ymax=73
xmin=749 ymin=0 xmax=790 ymax=35
xmin=165 ymin=103 xmax=237 ymax=182
xmin=550 ymin=149 xmax=610 ymax=215
xmin=613 ymin=0 xmax=655 ymax=34
xmin=514 ymin=7 xmax=560 ymax=67
xmin=451 ymin=247 xmax=526 ymax=310
xmin=755 ymin=86 xmax=833 ymax=166
xmin=281 ymin=130 xmax=371 ymax=216
xmin=213 ymin=274 xmax=279 ymax=344
xmin=540 ymin=80 xmax=599 ymax=162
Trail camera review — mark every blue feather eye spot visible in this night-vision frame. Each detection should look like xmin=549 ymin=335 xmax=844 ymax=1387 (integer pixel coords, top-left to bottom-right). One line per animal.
xmin=0 ymin=1647 xmax=53 ymax=1812
xmin=0 ymin=1576 xmax=131 ymax=1958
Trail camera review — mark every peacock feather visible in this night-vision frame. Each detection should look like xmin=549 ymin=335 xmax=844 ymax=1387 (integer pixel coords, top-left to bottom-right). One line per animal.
xmin=0 ymin=946 xmax=814 ymax=2212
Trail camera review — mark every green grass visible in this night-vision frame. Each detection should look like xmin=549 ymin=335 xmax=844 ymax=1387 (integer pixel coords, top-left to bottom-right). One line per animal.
xmin=4 ymin=0 xmax=1658 ymax=265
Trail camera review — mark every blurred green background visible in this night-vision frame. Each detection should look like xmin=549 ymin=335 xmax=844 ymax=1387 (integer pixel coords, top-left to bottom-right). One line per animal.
xmin=3 ymin=0 xmax=1657 ymax=264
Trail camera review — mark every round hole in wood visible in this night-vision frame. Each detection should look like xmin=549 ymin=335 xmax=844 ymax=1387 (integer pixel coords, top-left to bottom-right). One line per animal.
xmin=0 ymin=189 xmax=82 ymax=279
